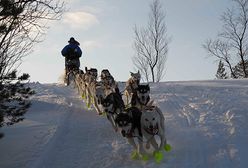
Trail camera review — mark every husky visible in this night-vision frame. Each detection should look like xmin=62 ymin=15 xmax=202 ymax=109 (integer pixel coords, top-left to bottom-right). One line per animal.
xmin=94 ymin=82 xmax=105 ymax=105
xmin=115 ymin=107 xmax=145 ymax=156
xmin=131 ymin=84 xmax=151 ymax=110
xmin=74 ymin=69 xmax=85 ymax=95
xmin=81 ymin=67 xmax=98 ymax=108
xmin=87 ymin=81 xmax=105 ymax=115
xmin=140 ymin=106 xmax=167 ymax=152
xmin=100 ymin=69 xmax=111 ymax=80
xmin=101 ymin=91 xmax=125 ymax=131
xmin=84 ymin=67 xmax=98 ymax=84
xmin=100 ymin=69 xmax=119 ymax=95
xmin=124 ymin=71 xmax=141 ymax=105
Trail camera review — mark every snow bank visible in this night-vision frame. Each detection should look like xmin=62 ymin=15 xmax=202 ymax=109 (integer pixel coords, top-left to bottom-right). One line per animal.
xmin=1 ymin=79 xmax=248 ymax=168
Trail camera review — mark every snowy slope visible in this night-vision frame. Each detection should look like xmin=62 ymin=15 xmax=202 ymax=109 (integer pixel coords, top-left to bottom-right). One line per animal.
xmin=1 ymin=80 xmax=248 ymax=168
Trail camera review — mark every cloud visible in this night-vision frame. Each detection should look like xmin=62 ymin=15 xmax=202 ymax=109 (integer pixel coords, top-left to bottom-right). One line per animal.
xmin=82 ymin=40 xmax=102 ymax=51
xmin=62 ymin=11 xmax=99 ymax=30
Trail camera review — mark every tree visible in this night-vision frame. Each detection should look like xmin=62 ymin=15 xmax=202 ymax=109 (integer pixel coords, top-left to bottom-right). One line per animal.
xmin=203 ymin=39 xmax=237 ymax=78
xmin=0 ymin=0 xmax=64 ymax=137
xmin=216 ymin=60 xmax=228 ymax=79
xmin=203 ymin=0 xmax=248 ymax=78
xmin=0 ymin=0 xmax=64 ymax=78
xmin=133 ymin=0 xmax=169 ymax=82
xmin=0 ymin=72 xmax=35 ymax=126
xmin=232 ymin=59 xmax=248 ymax=78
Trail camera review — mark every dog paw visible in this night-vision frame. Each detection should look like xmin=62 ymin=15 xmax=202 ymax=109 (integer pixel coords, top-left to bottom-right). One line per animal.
xmin=86 ymin=103 xmax=91 ymax=109
xmin=164 ymin=144 xmax=172 ymax=152
xmin=141 ymin=154 xmax=149 ymax=161
xmin=153 ymin=151 xmax=163 ymax=163
xmin=131 ymin=150 xmax=139 ymax=160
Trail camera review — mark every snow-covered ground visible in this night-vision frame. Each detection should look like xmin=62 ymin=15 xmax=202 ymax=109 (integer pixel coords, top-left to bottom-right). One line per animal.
xmin=1 ymin=79 xmax=248 ymax=168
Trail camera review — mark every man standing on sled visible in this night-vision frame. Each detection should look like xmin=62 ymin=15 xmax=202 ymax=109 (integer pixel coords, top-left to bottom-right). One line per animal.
xmin=61 ymin=37 xmax=82 ymax=84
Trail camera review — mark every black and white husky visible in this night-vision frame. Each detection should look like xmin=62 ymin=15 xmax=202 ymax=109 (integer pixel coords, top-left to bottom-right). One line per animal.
xmin=115 ymin=107 xmax=145 ymax=156
xmin=101 ymin=91 xmax=125 ymax=131
xmin=131 ymin=84 xmax=151 ymax=110
xmin=115 ymin=105 xmax=167 ymax=156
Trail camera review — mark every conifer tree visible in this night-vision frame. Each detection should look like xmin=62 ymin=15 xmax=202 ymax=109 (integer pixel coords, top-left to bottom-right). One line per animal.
xmin=232 ymin=60 xmax=248 ymax=78
xmin=216 ymin=60 xmax=228 ymax=79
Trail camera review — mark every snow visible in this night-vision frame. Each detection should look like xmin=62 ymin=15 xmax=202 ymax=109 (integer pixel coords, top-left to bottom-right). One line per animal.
xmin=1 ymin=79 xmax=248 ymax=168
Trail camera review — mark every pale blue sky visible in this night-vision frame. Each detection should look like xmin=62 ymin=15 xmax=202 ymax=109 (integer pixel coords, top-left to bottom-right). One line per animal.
xmin=20 ymin=0 xmax=231 ymax=83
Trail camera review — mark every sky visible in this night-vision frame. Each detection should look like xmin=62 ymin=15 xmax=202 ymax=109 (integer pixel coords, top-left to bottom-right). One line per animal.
xmin=19 ymin=0 xmax=231 ymax=83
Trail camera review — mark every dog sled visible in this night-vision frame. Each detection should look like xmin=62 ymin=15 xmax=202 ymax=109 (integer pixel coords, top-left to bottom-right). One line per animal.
xmin=64 ymin=59 xmax=80 ymax=86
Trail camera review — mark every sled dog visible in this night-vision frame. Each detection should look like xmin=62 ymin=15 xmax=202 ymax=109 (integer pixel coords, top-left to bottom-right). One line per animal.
xmin=74 ymin=69 xmax=85 ymax=95
xmin=131 ymin=84 xmax=151 ymax=110
xmin=87 ymin=81 xmax=105 ymax=115
xmin=94 ymin=82 xmax=105 ymax=105
xmin=100 ymin=69 xmax=111 ymax=80
xmin=82 ymin=67 xmax=98 ymax=108
xmin=100 ymin=69 xmax=119 ymax=95
xmin=124 ymin=71 xmax=141 ymax=105
xmin=101 ymin=92 xmax=125 ymax=131
xmin=85 ymin=67 xmax=98 ymax=85
xmin=140 ymin=106 xmax=167 ymax=152
xmin=115 ymin=107 xmax=145 ymax=156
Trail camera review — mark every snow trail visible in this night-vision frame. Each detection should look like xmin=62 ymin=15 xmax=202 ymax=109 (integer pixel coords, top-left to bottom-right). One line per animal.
xmin=1 ymin=80 xmax=248 ymax=168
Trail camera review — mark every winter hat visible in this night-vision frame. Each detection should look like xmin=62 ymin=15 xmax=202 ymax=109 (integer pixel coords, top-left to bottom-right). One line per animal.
xmin=68 ymin=37 xmax=80 ymax=45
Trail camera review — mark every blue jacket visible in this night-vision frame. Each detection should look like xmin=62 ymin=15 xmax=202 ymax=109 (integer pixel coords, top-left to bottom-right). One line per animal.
xmin=61 ymin=43 xmax=82 ymax=58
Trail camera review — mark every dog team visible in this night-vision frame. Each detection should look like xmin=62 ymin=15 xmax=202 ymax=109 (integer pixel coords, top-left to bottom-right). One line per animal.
xmin=72 ymin=67 xmax=169 ymax=162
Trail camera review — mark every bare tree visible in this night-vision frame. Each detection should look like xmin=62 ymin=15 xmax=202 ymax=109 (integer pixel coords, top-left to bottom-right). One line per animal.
xmin=203 ymin=39 xmax=237 ymax=78
xmin=133 ymin=54 xmax=150 ymax=82
xmin=0 ymin=0 xmax=64 ymax=78
xmin=133 ymin=0 xmax=169 ymax=82
xmin=0 ymin=0 xmax=64 ymax=132
xmin=203 ymin=0 xmax=248 ymax=78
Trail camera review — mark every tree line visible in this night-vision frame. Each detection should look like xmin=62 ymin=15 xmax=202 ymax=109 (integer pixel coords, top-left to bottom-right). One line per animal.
xmin=133 ymin=0 xmax=248 ymax=81
xmin=0 ymin=0 xmax=64 ymax=138
xmin=203 ymin=0 xmax=248 ymax=79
